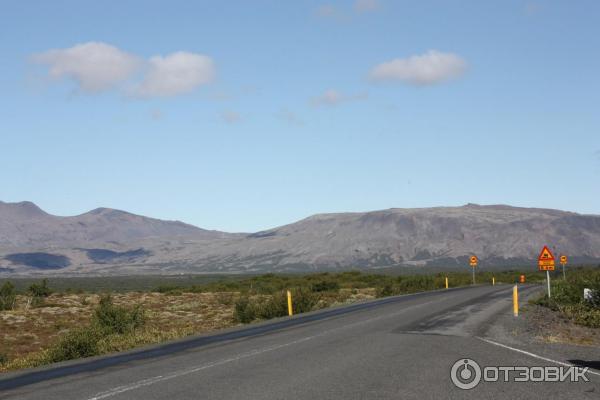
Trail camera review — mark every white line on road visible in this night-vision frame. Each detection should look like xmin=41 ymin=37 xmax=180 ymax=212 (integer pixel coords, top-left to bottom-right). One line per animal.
xmin=477 ymin=337 xmax=600 ymax=377
xmin=85 ymin=300 xmax=437 ymax=400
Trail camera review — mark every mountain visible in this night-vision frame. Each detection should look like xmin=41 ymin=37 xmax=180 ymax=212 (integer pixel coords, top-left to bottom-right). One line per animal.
xmin=1 ymin=202 xmax=600 ymax=275
xmin=205 ymin=204 xmax=600 ymax=270
xmin=0 ymin=201 xmax=230 ymax=248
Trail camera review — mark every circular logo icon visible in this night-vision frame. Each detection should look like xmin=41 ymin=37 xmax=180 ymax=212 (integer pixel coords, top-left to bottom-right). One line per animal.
xmin=450 ymin=358 xmax=482 ymax=390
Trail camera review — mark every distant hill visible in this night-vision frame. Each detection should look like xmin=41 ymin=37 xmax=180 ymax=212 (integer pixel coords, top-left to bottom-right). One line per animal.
xmin=1 ymin=202 xmax=600 ymax=275
xmin=201 ymin=204 xmax=600 ymax=271
xmin=0 ymin=201 xmax=230 ymax=248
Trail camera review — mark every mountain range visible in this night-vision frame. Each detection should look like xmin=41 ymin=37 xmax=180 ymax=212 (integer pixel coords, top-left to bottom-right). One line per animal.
xmin=1 ymin=201 xmax=600 ymax=275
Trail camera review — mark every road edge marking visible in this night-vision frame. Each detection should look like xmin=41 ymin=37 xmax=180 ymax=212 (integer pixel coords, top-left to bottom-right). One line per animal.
xmin=476 ymin=336 xmax=600 ymax=377
xmin=84 ymin=300 xmax=438 ymax=400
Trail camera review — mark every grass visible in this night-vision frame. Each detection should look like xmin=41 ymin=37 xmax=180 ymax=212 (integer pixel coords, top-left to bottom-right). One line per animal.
xmin=532 ymin=267 xmax=600 ymax=328
xmin=0 ymin=269 xmax=554 ymax=372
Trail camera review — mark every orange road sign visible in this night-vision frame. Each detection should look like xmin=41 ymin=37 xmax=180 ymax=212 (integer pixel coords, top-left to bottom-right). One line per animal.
xmin=469 ymin=255 xmax=478 ymax=267
xmin=560 ymin=255 xmax=568 ymax=265
xmin=538 ymin=245 xmax=555 ymax=271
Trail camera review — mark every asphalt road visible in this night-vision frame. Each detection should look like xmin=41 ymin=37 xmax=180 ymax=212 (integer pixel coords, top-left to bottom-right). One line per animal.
xmin=1 ymin=285 xmax=599 ymax=399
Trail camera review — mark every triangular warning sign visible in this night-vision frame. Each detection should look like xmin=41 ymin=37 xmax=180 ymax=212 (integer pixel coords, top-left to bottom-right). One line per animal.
xmin=538 ymin=245 xmax=555 ymax=262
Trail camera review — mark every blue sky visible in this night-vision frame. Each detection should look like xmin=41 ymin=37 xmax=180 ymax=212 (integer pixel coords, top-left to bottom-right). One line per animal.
xmin=1 ymin=1 xmax=599 ymax=232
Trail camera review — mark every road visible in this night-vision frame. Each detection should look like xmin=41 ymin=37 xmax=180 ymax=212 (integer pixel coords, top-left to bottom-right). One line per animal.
xmin=1 ymin=285 xmax=599 ymax=399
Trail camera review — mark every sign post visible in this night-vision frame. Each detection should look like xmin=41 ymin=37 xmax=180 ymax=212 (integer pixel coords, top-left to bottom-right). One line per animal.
xmin=560 ymin=255 xmax=568 ymax=280
xmin=469 ymin=256 xmax=478 ymax=285
xmin=538 ymin=246 xmax=555 ymax=298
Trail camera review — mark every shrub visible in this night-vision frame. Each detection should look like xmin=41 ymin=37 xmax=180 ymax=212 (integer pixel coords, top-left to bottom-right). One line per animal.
xmin=0 ymin=281 xmax=17 ymax=311
xmin=234 ymin=289 xmax=319 ymax=323
xmin=311 ymin=281 xmax=340 ymax=292
xmin=152 ymin=285 xmax=182 ymax=294
xmin=233 ymin=296 xmax=256 ymax=323
xmin=534 ymin=268 xmax=600 ymax=328
xmin=92 ymin=295 xmax=145 ymax=335
xmin=376 ymin=283 xmax=397 ymax=298
xmin=562 ymin=304 xmax=600 ymax=328
xmin=28 ymin=279 xmax=52 ymax=298
xmin=255 ymin=292 xmax=289 ymax=320
xmin=290 ymin=288 xmax=320 ymax=313
xmin=46 ymin=327 xmax=103 ymax=362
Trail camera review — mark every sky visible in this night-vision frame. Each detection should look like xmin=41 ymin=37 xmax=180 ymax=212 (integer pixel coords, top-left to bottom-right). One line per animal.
xmin=1 ymin=0 xmax=599 ymax=232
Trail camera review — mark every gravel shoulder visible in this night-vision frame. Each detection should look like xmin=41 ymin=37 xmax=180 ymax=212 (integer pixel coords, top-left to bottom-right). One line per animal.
xmin=483 ymin=285 xmax=600 ymax=372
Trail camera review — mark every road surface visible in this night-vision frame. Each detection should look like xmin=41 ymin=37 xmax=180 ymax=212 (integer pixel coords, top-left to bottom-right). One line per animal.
xmin=1 ymin=285 xmax=599 ymax=399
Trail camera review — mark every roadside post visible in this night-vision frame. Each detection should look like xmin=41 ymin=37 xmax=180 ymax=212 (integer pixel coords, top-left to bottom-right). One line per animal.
xmin=513 ymin=285 xmax=519 ymax=317
xmin=538 ymin=245 xmax=555 ymax=298
xmin=287 ymin=290 xmax=293 ymax=316
xmin=469 ymin=256 xmax=478 ymax=284
xmin=445 ymin=277 xmax=449 ymax=289
xmin=492 ymin=277 xmax=495 ymax=286
xmin=560 ymin=255 xmax=568 ymax=280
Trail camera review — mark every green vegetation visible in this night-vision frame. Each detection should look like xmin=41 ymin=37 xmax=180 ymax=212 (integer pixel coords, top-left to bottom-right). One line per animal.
xmin=0 ymin=268 xmax=559 ymax=371
xmin=41 ymin=294 xmax=146 ymax=364
xmin=0 ymin=268 xmax=548 ymax=294
xmin=28 ymin=279 xmax=52 ymax=298
xmin=533 ymin=267 xmax=600 ymax=328
xmin=228 ymin=270 xmax=546 ymax=323
xmin=0 ymin=281 xmax=16 ymax=311
xmin=26 ymin=279 xmax=52 ymax=307
xmin=234 ymin=288 xmax=319 ymax=323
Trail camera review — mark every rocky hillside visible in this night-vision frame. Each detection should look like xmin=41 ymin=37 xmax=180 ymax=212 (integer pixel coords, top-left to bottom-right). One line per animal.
xmin=0 ymin=201 xmax=230 ymax=248
xmin=1 ymin=202 xmax=600 ymax=275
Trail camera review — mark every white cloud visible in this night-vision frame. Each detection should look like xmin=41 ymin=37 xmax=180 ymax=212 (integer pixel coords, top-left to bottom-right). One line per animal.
xmin=221 ymin=110 xmax=241 ymax=124
xmin=31 ymin=42 xmax=140 ymax=92
xmin=311 ymin=89 xmax=368 ymax=107
xmin=134 ymin=52 xmax=215 ymax=98
xmin=354 ymin=0 xmax=380 ymax=13
xmin=32 ymin=43 xmax=216 ymax=98
xmin=369 ymin=50 xmax=467 ymax=85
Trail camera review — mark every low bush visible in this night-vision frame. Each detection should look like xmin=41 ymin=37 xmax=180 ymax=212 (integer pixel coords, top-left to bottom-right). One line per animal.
xmin=152 ymin=285 xmax=182 ymax=294
xmin=234 ymin=296 xmax=256 ymax=323
xmin=42 ymin=294 xmax=146 ymax=363
xmin=45 ymin=326 xmax=103 ymax=362
xmin=0 ymin=281 xmax=16 ymax=311
xmin=311 ymin=280 xmax=340 ymax=292
xmin=28 ymin=279 xmax=52 ymax=298
xmin=233 ymin=288 xmax=319 ymax=323
xmin=561 ymin=304 xmax=600 ymax=328
xmin=92 ymin=294 xmax=145 ymax=335
xmin=533 ymin=268 xmax=600 ymax=328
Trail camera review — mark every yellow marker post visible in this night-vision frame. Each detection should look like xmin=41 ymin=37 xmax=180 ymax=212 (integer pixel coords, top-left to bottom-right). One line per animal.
xmin=445 ymin=277 xmax=448 ymax=289
xmin=492 ymin=277 xmax=495 ymax=286
xmin=287 ymin=290 xmax=293 ymax=316
xmin=513 ymin=285 xmax=519 ymax=317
